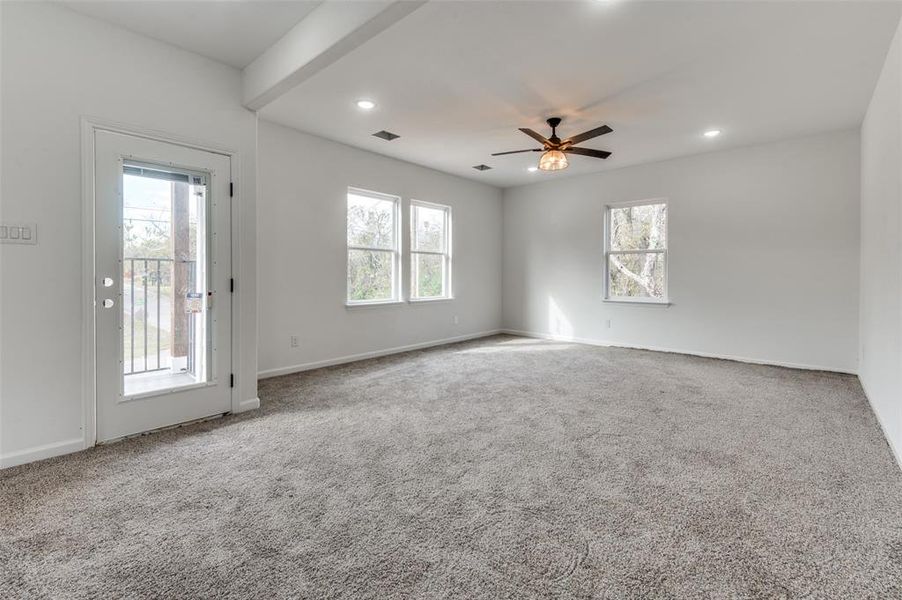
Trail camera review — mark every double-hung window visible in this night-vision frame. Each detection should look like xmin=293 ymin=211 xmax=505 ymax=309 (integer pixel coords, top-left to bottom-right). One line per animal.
xmin=410 ymin=200 xmax=451 ymax=300
xmin=347 ymin=188 xmax=400 ymax=304
xmin=604 ymin=200 xmax=668 ymax=303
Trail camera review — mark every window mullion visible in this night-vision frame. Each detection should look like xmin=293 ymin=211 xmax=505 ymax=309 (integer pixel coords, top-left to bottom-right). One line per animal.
xmin=607 ymin=248 xmax=666 ymax=255
xmin=349 ymin=245 xmax=394 ymax=253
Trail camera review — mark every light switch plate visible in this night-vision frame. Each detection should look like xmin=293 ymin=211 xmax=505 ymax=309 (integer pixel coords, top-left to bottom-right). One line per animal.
xmin=1 ymin=223 xmax=37 ymax=245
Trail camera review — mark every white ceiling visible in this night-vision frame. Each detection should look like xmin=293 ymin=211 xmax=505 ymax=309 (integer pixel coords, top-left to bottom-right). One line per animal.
xmin=62 ymin=0 xmax=322 ymax=68
xmin=260 ymin=0 xmax=902 ymax=188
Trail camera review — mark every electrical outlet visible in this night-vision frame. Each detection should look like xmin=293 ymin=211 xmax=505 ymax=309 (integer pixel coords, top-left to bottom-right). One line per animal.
xmin=290 ymin=336 xmax=299 ymax=348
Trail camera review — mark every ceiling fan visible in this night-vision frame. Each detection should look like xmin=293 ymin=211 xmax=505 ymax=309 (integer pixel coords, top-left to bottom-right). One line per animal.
xmin=492 ymin=117 xmax=612 ymax=171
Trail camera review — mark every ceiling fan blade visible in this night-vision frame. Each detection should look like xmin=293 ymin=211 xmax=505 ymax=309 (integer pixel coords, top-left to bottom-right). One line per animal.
xmin=562 ymin=125 xmax=613 ymax=146
xmin=564 ymin=146 xmax=612 ymax=159
xmin=518 ymin=128 xmax=550 ymax=145
xmin=491 ymin=149 xmax=542 ymax=156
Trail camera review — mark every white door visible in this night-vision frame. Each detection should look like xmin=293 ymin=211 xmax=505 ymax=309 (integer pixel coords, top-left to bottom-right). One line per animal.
xmin=94 ymin=130 xmax=232 ymax=442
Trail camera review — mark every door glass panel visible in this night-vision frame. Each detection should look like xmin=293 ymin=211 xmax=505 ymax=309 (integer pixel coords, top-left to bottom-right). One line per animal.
xmin=122 ymin=164 xmax=211 ymax=396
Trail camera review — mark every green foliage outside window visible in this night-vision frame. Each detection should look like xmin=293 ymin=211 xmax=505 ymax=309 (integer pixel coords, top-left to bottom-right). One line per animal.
xmin=347 ymin=193 xmax=397 ymax=302
xmin=411 ymin=204 xmax=448 ymax=299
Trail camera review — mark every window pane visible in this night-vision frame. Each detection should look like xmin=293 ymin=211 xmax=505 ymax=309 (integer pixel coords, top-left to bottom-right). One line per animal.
xmin=412 ymin=253 xmax=445 ymax=298
xmin=348 ymin=192 xmax=395 ymax=249
xmin=348 ymin=249 xmax=394 ymax=301
xmin=610 ymin=203 xmax=666 ymax=251
xmin=412 ymin=204 xmax=445 ymax=252
xmin=608 ymin=252 xmax=665 ymax=299
xmin=122 ymin=169 xmax=210 ymax=396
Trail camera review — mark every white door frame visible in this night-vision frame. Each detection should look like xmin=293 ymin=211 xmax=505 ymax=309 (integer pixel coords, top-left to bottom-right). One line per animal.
xmin=80 ymin=117 xmax=244 ymax=448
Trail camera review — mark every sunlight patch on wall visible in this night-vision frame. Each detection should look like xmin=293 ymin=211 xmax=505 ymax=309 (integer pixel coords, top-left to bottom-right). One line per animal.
xmin=548 ymin=296 xmax=574 ymax=338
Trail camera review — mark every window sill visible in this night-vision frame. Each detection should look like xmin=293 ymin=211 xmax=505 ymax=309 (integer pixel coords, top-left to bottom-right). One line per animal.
xmin=345 ymin=300 xmax=405 ymax=309
xmin=603 ymin=298 xmax=672 ymax=307
xmin=409 ymin=297 xmax=454 ymax=304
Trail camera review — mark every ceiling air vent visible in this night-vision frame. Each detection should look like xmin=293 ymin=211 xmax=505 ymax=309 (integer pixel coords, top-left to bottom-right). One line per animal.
xmin=472 ymin=164 xmax=492 ymax=171
xmin=372 ymin=130 xmax=400 ymax=141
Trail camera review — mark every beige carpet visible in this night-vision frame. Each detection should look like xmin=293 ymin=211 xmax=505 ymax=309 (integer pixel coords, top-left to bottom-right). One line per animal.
xmin=2 ymin=335 xmax=901 ymax=599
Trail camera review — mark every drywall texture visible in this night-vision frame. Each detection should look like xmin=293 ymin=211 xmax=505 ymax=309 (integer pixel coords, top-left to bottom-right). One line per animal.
xmin=502 ymin=130 xmax=861 ymax=373
xmin=0 ymin=3 xmax=258 ymax=465
xmin=860 ymin=19 xmax=902 ymax=465
xmin=257 ymin=120 xmax=502 ymax=375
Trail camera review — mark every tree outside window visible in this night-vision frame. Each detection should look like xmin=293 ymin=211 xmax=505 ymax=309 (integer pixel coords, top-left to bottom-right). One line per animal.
xmin=605 ymin=201 xmax=667 ymax=302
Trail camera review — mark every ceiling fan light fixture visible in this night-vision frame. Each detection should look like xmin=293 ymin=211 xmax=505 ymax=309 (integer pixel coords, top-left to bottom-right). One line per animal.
xmin=492 ymin=118 xmax=611 ymax=171
xmin=538 ymin=150 xmax=568 ymax=171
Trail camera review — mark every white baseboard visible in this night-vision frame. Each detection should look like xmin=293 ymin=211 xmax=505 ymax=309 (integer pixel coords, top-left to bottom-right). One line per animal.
xmin=1 ymin=437 xmax=86 ymax=470
xmin=501 ymin=328 xmax=857 ymax=375
xmin=4 ymin=396 xmax=262 ymax=469
xmin=258 ymin=329 xmax=503 ymax=379
xmin=858 ymin=377 xmax=902 ymax=472
xmin=236 ymin=397 xmax=260 ymax=413
xmin=508 ymin=328 xmax=899 ymax=472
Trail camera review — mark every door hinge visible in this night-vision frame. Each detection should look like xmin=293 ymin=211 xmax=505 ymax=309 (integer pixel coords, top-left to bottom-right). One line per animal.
xmin=230 ymin=373 xmax=235 ymax=388
xmin=229 ymin=182 xmax=234 ymax=197
xmin=230 ymin=278 xmax=234 ymax=293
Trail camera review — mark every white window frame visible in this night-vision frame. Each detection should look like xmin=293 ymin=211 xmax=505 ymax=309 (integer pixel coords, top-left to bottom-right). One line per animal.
xmin=409 ymin=200 xmax=452 ymax=302
xmin=603 ymin=198 xmax=669 ymax=305
xmin=346 ymin=187 xmax=401 ymax=306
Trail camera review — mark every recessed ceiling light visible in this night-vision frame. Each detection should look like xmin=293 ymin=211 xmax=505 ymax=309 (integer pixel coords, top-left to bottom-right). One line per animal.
xmin=356 ymin=99 xmax=376 ymax=110
xmin=527 ymin=166 xmax=539 ymax=172
xmin=703 ymin=129 xmax=722 ymax=138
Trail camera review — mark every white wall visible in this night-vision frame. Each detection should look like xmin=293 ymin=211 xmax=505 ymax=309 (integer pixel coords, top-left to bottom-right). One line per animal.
xmin=0 ymin=2 xmax=886 ymax=469
xmin=0 ymin=3 xmax=258 ymax=466
xmin=860 ymin=19 xmax=902 ymax=465
xmin=257 ymin=120 xmax=502 ymax=376
xmin=502 ymin=130 xmax=861 ymax=373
